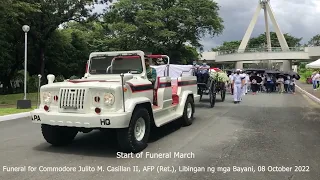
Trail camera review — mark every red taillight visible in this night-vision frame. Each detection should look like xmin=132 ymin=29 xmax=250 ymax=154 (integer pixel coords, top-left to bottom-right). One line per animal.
xmin=44 ymin=105 xmax=49 ymax=111
xmin=95 ymin=107 xmax=101 ymax=114
xmin=94 ymin=96 xmax=100 ymax=102
xmin=53 ymin=95 xmax=58 ymax=101
xmin=85 ymin=62 xmax=88 ymax=73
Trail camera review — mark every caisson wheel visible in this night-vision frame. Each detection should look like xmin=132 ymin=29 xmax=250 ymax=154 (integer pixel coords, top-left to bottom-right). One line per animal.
xmin=221 ymin=89 xmax=226 ymax=102
xmin=117 ymin=108 xmax=151 ymax=153
xmin=198 ymin=87 xmax=203 ymax=101
xmin=210 ymin=83 xmax=216 ymax=108
xmin=41 ymin=124 xmax=78 ymax=146
xmin=210 ymin=91 xmax=216 ymax=108
xmin=181 ymin=96 xmax=195 ymax=126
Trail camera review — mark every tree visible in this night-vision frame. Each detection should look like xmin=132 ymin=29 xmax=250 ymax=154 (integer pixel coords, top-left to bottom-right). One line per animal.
xmin=248 ymin=32 xmax=302 ymax=48
xmin=1 ymin=0 xmax=220 ymax=94
xmin=212 ymin=41 xmax=241 ymax=51
xmin=103 ymin=0 xmax=223 ymax=63
xmin=0 ymin=1 xmax=40 ymax=93
xmin=212 ymin=32 xmax=302 ymax=51
xmin=25 ymin=0 xmax=112 ymax=83
xmin=308 ymin=34 xmax=320 ymax=46
xmin=44 ymin=21 xmax=104 ymax=78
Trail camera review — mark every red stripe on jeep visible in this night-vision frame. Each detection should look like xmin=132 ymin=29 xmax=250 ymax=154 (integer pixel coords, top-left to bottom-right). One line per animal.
xmin=126 ymin=82 xmax=153 ymax=93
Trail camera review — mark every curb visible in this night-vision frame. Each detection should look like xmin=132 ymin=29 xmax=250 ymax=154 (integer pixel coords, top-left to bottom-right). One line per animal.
xmin=0 ymin=112 xmax=31 ymax=122
xmin=296 ymin=85 xmax=320 ymax=104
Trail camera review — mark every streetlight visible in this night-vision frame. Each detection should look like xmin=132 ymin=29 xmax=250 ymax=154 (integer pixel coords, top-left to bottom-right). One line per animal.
xmin=22 ymin=25 xmax=30 ymax=100
xmin=17 ymin=25 xmax=31 ymax=109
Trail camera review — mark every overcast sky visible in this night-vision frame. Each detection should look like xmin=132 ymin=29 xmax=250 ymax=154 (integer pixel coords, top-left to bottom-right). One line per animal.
xmin=94 ymin=0 xmax=320 ymax=51
xmin=200 ymin=0 xmax=320 ymax=51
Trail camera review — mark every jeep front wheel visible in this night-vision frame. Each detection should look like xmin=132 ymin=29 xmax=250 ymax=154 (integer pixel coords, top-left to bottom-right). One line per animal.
xmin=117 ymin=108 xmax=151 ymax=153
xmin=41 ymin=124 xmax=78 ymax=146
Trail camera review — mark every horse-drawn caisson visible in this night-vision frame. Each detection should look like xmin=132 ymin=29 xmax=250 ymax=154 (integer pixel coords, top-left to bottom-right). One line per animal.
xmin=193 ymin=66 xmax=229 ymax=108
xmin=210 ymin=68 xmax=229 ymax=102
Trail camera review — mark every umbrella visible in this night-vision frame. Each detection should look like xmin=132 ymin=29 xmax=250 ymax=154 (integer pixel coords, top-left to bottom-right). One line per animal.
xmin=306 ymin=59 xmax=320 ymax=69
xmin=250 ymin=76 xmax=262 ymax=83
xmin=245 ymin=69 xmax=265 ymax=74
xmin=265 ymin=70 xmax=281 ymax=74
xmin=276 ymin=74 xmax=288 ymax=80
xmin=280 ymin=71 xmax=300 ymax=80
xmin=289 ymin=72 xmax=300 ymax=80
xmin=225 ymin=69 xmax=234 ymax=75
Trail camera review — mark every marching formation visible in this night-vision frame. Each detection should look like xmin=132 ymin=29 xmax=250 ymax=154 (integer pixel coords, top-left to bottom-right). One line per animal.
xmin=227 ymin=69 xmax=300 ymax=104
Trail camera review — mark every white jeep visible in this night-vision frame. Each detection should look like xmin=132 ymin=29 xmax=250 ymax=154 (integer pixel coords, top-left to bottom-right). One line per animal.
xmin=31 ymin=50 xmax=200 ymax=153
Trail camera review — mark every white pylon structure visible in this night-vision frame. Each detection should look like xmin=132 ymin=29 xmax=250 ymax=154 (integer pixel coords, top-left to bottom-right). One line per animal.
xmin=236 ymin=0 xmax=291 ymax=71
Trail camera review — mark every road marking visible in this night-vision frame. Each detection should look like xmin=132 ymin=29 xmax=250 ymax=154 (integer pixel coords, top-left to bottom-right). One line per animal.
xmin=296 ymin=85 xmax=320 ymax=106
xmin=302 ymin=94 xmax=318 ymax=107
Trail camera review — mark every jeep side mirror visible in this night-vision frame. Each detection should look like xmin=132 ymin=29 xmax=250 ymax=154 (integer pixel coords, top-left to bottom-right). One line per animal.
xmin=122 ymin=73 xmax=134 ymax=84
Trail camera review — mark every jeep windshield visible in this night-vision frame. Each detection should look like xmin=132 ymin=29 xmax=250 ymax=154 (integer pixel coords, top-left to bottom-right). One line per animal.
xmin=89 ymin=55 xmax=143 ymax=74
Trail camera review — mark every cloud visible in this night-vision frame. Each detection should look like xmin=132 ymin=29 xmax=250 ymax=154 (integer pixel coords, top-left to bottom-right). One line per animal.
xmin=201 ymin=0 xmax=320 ymax=51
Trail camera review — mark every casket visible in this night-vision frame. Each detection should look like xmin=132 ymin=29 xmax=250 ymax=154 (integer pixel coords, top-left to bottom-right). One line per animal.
xmin=151 ymin=64 xmax=194 ymax=78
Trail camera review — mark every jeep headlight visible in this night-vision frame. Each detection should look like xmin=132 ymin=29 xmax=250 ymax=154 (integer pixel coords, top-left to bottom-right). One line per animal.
xmin=104 ymin=93 xmax=115 ymax=106
xmin=42 ymin=92 xmax=52 ymax=104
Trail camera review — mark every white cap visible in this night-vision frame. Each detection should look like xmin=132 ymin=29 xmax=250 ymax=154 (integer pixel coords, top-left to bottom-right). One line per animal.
xmin=236 ymin=69 xmax=241 ymax=72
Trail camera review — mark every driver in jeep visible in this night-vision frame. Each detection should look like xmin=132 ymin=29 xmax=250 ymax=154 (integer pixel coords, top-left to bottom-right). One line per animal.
xmin=145 ymin=58 xmax=157 ymax=86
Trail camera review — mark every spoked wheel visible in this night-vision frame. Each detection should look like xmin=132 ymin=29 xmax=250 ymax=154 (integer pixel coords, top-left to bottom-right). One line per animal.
xmin=209 ymin=81 xmax=216 ymax=108
xmin=220 ymin=83 xmax=226 ymax=102
xmin=198 ymin=87 xmax=203 ymax=102
xmin=221 ymin=89 xmax=226 ymax=102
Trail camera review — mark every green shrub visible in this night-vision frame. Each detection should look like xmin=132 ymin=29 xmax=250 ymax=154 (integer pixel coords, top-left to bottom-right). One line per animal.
xmin=27 ymin=75 xmax=39 ymax=93
xmin=55 ymin=75 xmax=65 ymax=82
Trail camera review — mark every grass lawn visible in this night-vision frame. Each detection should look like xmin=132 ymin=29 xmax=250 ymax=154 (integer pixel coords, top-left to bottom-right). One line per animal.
xmin=0 ymin=107 xmax=36 ymax=116
xmin=0 ymin=93 xmax=38 ymax=116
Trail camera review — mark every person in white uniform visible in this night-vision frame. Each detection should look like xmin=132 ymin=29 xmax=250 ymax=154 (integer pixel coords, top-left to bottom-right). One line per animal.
xmin=242 ymin=72 xmax=250 ymax=95
xmin=239 ymin=70 xmax=246 ymax=96
xmin=232 ymin=69 xmax=245 ymax=104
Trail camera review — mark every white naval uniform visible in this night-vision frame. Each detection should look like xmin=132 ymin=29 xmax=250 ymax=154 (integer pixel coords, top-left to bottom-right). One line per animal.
xmin=243 ymin=74 xmax=250 ymax=95
xmin=233 ymin=74 xmax=243 ymax=102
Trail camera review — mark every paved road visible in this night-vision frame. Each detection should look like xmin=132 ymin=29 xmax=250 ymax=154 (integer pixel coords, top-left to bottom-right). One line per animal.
xmin=1 ymin=92 xmax=320 ymax=180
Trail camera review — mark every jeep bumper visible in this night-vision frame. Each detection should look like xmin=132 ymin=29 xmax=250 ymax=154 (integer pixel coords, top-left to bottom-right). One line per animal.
xmin=30 ymin=109 xmax=131 ymax=128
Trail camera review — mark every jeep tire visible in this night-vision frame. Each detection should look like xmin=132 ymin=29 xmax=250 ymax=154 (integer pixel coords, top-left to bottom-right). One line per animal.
xmin=41 ymin=124 xmax=78 ymax=146
xmin=117 ymin=108 xmax=151 ymax=153
xmin=181 ymin=96 xmax=195 ymax=126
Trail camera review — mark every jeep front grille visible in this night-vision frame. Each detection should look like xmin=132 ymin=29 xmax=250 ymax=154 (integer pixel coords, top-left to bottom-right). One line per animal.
xmin=59 ymin=88 xmax=86 ymax=109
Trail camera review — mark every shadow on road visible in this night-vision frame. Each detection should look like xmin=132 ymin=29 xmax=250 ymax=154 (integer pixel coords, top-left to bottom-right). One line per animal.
xmin=33 ymin=130 xmax=119 ymax=158
xmin=33 ymin=120 xmax=184 ymax=157
xmin=195 ymin=98 xmax=230 ymax=108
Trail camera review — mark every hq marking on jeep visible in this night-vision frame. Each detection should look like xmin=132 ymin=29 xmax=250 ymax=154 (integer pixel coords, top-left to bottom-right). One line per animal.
xmin=30 ymin=50 xmax=200 ymax=153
